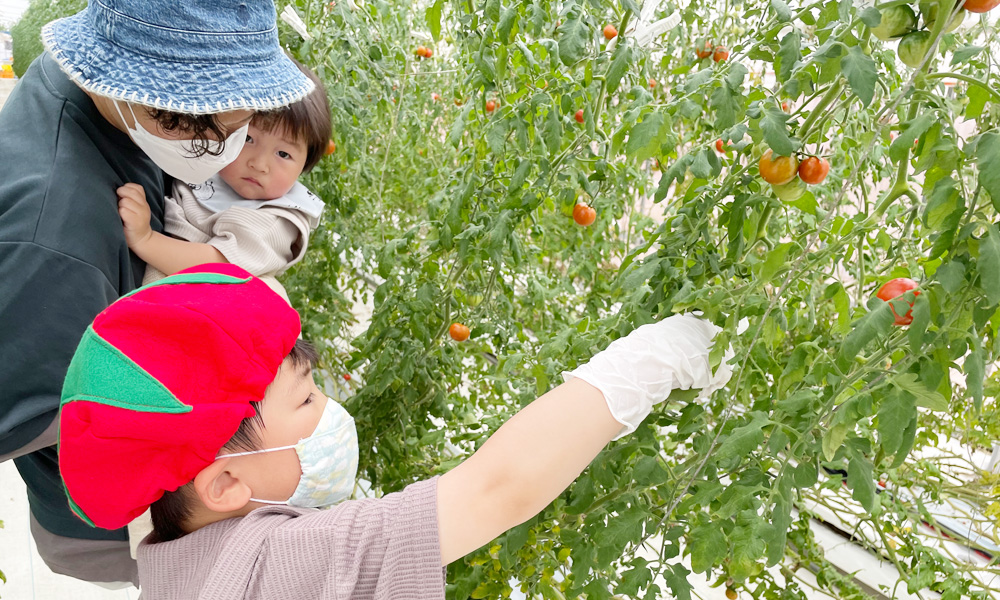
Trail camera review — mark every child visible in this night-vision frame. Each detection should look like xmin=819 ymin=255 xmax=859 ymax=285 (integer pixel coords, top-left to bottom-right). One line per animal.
xmin=116 ymin=59 xmax=331 ymax=302
xmin=57 ymin=264 xmax=732 ymax=598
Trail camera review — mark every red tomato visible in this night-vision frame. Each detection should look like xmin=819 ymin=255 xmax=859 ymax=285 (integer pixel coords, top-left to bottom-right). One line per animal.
xmin=573 ymin=203 xmax=597 ymax=226
xmin=485 ymin=99 xmax=496 ymax=113
xmin=648 ymin=78 xmax=657 ymax=89
xmin=781 ymin=101 xmax=789 ymax=112
xmin=696 ymin=40 xmax=714 ymax=59
xmin=713 ymin=45 xmax=729 ymax=62
xmin=963 ymin=0 xmax=1000 ymax=12
xmin=603 ymin=24 xmax=618 ymax=40
xmin=798 ymin=156 xmax=830 ymax=184
xmin=432 ymin=93 xmax=441 ymax=101
xmin=574 ymin=109 xmax=585 ymax=123
xmin=343 ymin=373 xmax=351 ymax=381
xmin=715 ymin=139 xmax=727 ymax=153
xmin=876 ymin=278 xmax=920 ymax=325
xmin=449 ymin=322 xmax=470 ymax=341
xmin=758 ymin=149 xmax=799 ymax=185
xmin=325 ymin=139 xmax=337 ymax=155
xmin=424 ymin=47 xmax=434 ymax=58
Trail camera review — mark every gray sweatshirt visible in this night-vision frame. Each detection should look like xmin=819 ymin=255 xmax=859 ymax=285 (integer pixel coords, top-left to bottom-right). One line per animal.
xmin=137 ymin=478 xmax=443 ymax=599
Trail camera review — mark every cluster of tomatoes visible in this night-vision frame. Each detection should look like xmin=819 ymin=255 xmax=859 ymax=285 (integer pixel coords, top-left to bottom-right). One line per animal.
xmin=414 ymin=45 xmax=434 ymax=58
xmin=695 ymin=39 xmax=729 ymax=63
xmin=757 ymin=149 xmax=830 ymax=201
xmin=871 ymin=0 xmax=997 ymax=67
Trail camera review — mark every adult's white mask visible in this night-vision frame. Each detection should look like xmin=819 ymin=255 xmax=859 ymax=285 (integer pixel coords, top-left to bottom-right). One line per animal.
xmin=215 ymin=397 xmax=359 ymax=508
xmin=115 ymin=102 xmax=248 ymax=185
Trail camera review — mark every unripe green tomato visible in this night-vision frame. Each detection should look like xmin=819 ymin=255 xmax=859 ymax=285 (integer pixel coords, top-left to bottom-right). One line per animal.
xmin=871 ymin=5 xmax=917 ymax=40
xmin=771 ymin=178 xmax=807 ymax=201
xmin=919 ymin=1 xmax=964 ymax=32
xmin=897 ymin=30 xmax=934 ymax=68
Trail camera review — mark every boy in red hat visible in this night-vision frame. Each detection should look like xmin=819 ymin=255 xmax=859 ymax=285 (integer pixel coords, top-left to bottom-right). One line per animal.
xmin=59 ymin=264 xmax=732 ymax=598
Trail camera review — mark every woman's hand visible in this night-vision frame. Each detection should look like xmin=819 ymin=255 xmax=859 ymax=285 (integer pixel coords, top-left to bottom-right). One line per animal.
xmin=117 ymin=183 xmax=153 ymax=251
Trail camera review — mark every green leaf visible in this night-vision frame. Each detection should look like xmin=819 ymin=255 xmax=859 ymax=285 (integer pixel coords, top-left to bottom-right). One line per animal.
xmin=543 ymin=105 xmax=562 ymax=155
xmin=891 ymin=373 xmax=948 ymax=411
xmin=663 ymin=563 xmax=692 ymax=600
xmin=859 ymin=6 xmax=883 ymax=26
xmin=606 ymin=40 xmax=632 ymax=94
xmin=760 ymin=107 xmax=797 ymax=156
xmin=689 ymin=521 xmax=726 ymax=573
xmin=448 ymin=104 xmax=472 ymax=146
xmin=484 ymin=0 xmax=500 ymax=22
xmin=822 ymin=423 xmax=850 ymax=461
xmin=890 ymin=111 xmax=936 ymax=162
xmin=775 ymin=31 xmax=801 ymax=82
xmin=951 ymin=45 xmax=984 ymax=65
xmin=710 ymin=83 xmax=742 ymax=130
xmin=498 ymin=6 xmax=519 ymax=42
xmin=876 ymin=389 xmax=916 ymax=456
xmin=756 ymin=242 xmax=792 ymax=282
xmin=847 ymin=454 xmax=877 ymax=513
xmin=771 ymin=0 xmax=792 ymax=22
xmin=557 ymin=14 xmax=588 ymax=66
xmin=966 ymin=84 xmax=988 ymax=120
xmin=976 ymin=132 xmax=1000 ymax=211
xmin=626 ymin=112 xmax=666 ymax=162
xmin=508 ymin=159 xmax=531 ymax=193
xmin=979 ymin=222 xmax=1000 ymax=306
xmin=716 ymin=413 xmax=769 ymax=460
xmin=841 ymin=46 xmax=877 ymax=107
xmin=966 ymin=330 xmax=985 ymax=411
xmin=425 ymin=0 xmax=444 ymax=41
xmin=923 ymin=176 xmax=961 ymax=231
xmin=839 ymin=298 xmax=895 ymax=363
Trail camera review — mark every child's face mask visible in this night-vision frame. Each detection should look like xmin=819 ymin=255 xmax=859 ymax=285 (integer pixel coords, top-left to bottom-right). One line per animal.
xmin=115 ymin=101 xmax=248 ymax=185
xmin=216 ymin=398 xmax=359 ymax=508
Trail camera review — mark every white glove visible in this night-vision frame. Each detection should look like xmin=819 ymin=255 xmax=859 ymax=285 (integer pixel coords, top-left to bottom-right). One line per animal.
xmin=563 ymin=314 xmax=733 ymax=439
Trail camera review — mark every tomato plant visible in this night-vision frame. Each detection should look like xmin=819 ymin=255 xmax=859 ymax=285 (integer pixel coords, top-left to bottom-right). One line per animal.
xmin=266 ymin=0 xmax=1000 ymax=597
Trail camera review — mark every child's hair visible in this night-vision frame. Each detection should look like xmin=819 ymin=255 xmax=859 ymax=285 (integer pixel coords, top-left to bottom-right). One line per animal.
xmin=148 ymin=339 xmax=320 ymax=543
xmin=252 ymin=57 xmax=332 ymax=174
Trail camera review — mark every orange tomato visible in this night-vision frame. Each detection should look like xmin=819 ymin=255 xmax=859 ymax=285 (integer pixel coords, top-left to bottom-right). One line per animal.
xmin=713 ymin=45 xmax=729 ymax=62
xmin=449 ymin=322 xmax=471 ymax=341
xmin=648 ymin=78 xmax=657 ymax=89
xmin=798 ymin=156 xmax=830 ymax=184
xmin=963 ymin=0 xmax=1000 ymax=12
xmin=758 ymin=149 xmax=799 ymax=185
xmin=574 ymin=109 xmax=585 ymax=123
xmin=573 ymin=203 xmax=597 ymax=226
xmin=696 ymin=39 xmax=714 ymax=59
xmin=715 ymin=139 xmax=727 ymax=153
xmin=603 ymin=24 xmax=618 ymax=40
xmin=485 ymin=99 xmax=496 ymax=113
xmin=432 ymin=93 xmax=441 ymax=101
xmin=325 ymin=139 xmax=337 ymax=155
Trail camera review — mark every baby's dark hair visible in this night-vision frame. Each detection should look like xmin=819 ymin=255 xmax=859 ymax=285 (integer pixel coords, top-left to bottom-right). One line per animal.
xmin=148 ymin=339 xmax=320 ymax=543
xmin=147 ymin=110 xmax=235 ymax=158
xmin=251 ymin=58 xmax=332 ymax=173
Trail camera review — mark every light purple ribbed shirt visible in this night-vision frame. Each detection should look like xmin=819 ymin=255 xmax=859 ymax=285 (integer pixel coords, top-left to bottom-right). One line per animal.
xmin=137 ymin=477 xmax=443 ymax=599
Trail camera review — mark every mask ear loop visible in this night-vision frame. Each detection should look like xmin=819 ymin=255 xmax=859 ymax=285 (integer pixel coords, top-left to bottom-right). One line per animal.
xmin=113 ymin=100 xmax=138 ymax=133
xmin=214 ymin=444 xmax=302 ymax=506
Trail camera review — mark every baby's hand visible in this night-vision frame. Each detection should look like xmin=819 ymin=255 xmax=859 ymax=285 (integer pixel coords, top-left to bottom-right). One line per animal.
xmin=117 ymin=184 xmax=153 ymax=250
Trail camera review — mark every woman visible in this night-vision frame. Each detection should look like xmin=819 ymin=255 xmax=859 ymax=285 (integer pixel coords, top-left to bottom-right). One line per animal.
xmin=0 ymin=0 xmax=314 ymax=587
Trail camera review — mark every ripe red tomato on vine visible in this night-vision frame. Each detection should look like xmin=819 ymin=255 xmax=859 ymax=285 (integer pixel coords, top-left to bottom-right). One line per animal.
xmin=876 ymin=278 xmax=920 ymax=325
xmin=715 ymin=139 xmax=728 ymax=153
xmin=574 ymin=109 xmax=585 ymax=123
xmin=325 ymin=140 xmax=337 ymax=155
xmin=449 ymin=322 xmax=471 ymax=341
xmin=573 ymin=203 xmax=597 ymax=226
xmin=485 ymin=99 xmax=497 ymax=113
xmin=963 ymin=0 xmax=1000 ymax=12
xmin=798 ymin=156 xmax=830 ymax=184
xmin=603 ymin=24 xmax=618 ymax=40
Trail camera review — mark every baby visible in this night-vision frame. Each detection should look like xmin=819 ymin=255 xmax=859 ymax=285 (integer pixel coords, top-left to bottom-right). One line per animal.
xmin=116 ymin=58 xmax=331 ymax=302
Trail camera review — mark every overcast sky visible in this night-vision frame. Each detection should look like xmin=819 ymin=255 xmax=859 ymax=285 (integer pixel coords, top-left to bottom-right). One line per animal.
xmin=0 ymin=0 xmax=30 ymax=28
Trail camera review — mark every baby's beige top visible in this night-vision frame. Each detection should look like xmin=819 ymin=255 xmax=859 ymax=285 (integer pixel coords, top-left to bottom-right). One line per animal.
xmin=143 ymin=178 xmax=322 ymax=301
xmin=137 ymin=478 xmax=444 ymax=600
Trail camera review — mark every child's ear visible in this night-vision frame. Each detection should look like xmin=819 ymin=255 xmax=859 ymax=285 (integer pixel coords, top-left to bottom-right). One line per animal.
xmin=192 ymin=458 xmax=253 ymax=513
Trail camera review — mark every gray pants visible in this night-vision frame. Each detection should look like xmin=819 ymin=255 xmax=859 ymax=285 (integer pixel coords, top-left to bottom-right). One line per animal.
xmin=1 ymin=418 xmax=138 ymax=587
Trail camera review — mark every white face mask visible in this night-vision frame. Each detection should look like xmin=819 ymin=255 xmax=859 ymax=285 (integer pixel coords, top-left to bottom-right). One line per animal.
xmin=215 ymin=398 xmax=359 ymax=508
xmin=115 ymin=102 xmax=248 ymax=184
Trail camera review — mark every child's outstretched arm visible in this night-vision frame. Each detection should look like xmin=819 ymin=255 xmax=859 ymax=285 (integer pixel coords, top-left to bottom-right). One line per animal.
xmin=117 ymin=183 xmax=228 ymax=275
xmin=436 ymin=314 xmax=732 ymax=566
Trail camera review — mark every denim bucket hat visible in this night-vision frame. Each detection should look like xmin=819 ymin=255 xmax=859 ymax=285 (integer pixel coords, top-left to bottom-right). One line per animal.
xmin=42 ymin=0 xmax=315 ymax=114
